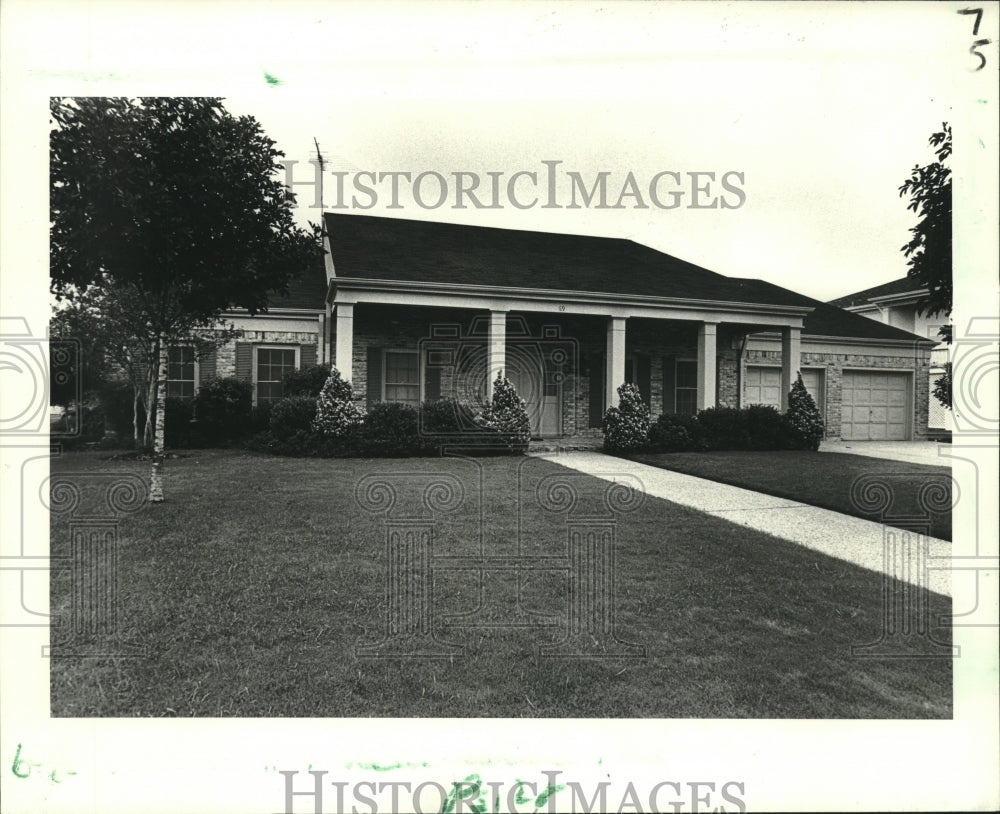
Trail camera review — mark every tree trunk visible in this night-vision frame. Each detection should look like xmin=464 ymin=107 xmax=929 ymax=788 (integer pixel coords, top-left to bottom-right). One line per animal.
xmin=143 ymin=340 xmax=159 ymax=449
xmin=133 ymin=387 xmax=142 ymax=449
xmin=149 ymin=338 xmax=168 ymax=503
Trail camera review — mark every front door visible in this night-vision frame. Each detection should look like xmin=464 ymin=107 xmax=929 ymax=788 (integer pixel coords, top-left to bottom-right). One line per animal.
xmin=506 ymin=350 xmax=562 ymax=438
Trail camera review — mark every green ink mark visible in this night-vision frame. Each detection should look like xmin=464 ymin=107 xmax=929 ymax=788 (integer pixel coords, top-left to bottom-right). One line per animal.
xmin=12 ymin=743 xmax=31 ymax=778
xmin=977 ymin=99 xmax=988 ymax=104
xmin=442 ymin=774 xmax=485 ymax=814
xmin=263 ymin=71 xmax=282 ymax=86
xmin=358 ymin=761 xmax=402 ymax=772
xmin=980 ymin=139 xmax=986 ymax=149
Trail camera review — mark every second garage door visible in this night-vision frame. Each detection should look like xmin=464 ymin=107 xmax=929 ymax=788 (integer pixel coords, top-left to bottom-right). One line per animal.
xmin=744 ymin=367 xmax=824 ymax=411
xmin=840 ymin=370 xmax=910 ymax=440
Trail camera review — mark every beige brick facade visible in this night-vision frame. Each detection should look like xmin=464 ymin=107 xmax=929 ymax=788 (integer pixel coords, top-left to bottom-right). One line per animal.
xmin=212 ymin=303 xmax=932 ymax=441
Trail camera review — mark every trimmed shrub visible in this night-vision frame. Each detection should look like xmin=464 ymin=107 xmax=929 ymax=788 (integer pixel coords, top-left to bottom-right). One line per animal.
xmin=648 ymin=412 xmax=701 ymax=452
xmin=246 ymin=429 xmax=354 ymax=458
xmin=475 ymin=374 xmax=530 ymax=453
xmin=269 ymin=396 xmax=320 ymax=441
xmin=419 ymin=398 xmax=513 ymax=455
xmin=742 ymin=404 xmax=788 ymax=450
xmin=100 ymin=381 xmax=138 ymax=439
xmin=312 ymin=368 xmax=365 ymax=438
xmin=420 ymin=398 xmax=470 ymax=435
xmin=249 ymin=403 xmax=272 ymax=436
xmin=193 ymin=377 xmax=252 ymax=445
xmin=785 ymin=372 xmax=825 ymax=451
xmin=602 ymin=382 xmax=650 ymax=453
xmin=164 ymin=397 xmax=195 ymax=447
xmin=282 ymin=363 xmax=332 ymax=398
xmin=696 ymin=407 xmax=749 ymax=451
xmin=362 ymin=402 xmax=429 ymax=456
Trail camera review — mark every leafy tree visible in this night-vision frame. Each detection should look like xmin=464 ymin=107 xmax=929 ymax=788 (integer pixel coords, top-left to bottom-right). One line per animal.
xmin=50 ymin=97 xmax=323 ymax=501
xmin=898 ymin=124 xmax=952 ymax=410
xmin=899 ymin=123 xmax=952 ymax=322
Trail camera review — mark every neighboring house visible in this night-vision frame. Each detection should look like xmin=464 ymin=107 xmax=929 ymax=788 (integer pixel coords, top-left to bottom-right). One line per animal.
xmin=829 ymin=277 xmax=951 ymax=436
xmin=191 ymin=214 xmax=937 ymax=442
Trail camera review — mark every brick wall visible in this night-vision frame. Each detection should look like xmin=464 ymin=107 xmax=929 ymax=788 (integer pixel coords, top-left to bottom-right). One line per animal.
xmin=325 ymin=303 xmax=932 ymax=440
xmin=215 ymin=330 xmax=320 ymax=379
xmin=744 ymin=347 xmax=932 ymax=439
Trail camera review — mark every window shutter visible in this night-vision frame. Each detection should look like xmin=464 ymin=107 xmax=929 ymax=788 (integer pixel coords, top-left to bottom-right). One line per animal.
xmin=637 ymin=354 xmax=651 ymax=408
xmin=235 ymin=343 xmax=252 ymax=382
xmin=662 ymin=356 xmax=676 ymax=413
xmin=366 ymin=346 xmax=382 ymax=410
xmin=198 ymin=348 xmax=217 ymax=385
xmin=300 ymin=343 xmax=317 ymax=369
xmin=425 ymin=362 xmax=441 ymax=402
xmin=588 ymin=352 xmax=605 ymax=428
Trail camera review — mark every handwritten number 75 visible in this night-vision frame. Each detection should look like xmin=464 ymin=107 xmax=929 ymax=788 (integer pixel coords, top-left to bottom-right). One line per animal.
xmin=958 ymin=8 xmax=990 ymax=70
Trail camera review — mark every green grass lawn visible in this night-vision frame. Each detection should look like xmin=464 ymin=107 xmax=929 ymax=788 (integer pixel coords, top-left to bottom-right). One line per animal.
xmin=629 ymin=450 xmax=953 ymax=541
xmin=50 ymin=450 xmax=952 ymax=718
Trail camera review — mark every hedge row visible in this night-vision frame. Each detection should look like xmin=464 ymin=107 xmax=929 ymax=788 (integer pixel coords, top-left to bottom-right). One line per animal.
xmin=249 ymin=397 xmax=526 ymax=458
xmin=603 ymin=376 xmax=825 ymax=453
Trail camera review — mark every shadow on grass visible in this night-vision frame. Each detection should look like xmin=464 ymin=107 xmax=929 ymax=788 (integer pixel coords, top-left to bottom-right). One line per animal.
xmin=50 ymin=450 xmax=952 ymax=718
xmin=629 ymin=450 xmax=952 ymax=542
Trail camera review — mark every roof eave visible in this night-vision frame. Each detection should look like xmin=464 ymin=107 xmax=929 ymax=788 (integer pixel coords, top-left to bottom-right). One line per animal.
xmin=333 ymin=276 xmax=815 ymax=319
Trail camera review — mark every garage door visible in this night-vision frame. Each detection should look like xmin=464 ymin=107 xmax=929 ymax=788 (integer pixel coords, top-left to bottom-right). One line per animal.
xmin=744 ymin=367 xmax=824 ymax=411
xmin=840 ymin=371 xmax=910 ymax=440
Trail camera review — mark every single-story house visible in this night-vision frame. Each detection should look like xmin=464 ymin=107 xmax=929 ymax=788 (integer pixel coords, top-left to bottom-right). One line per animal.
xmin=179 ymin=213 xmax=938 ymax=441
xmin=828 ymin=277 xmax=951 ymax=435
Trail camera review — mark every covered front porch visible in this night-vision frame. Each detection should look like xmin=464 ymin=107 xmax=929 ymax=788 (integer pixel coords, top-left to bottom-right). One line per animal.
xmin=327 ymin=283 xmax=811 ymax=438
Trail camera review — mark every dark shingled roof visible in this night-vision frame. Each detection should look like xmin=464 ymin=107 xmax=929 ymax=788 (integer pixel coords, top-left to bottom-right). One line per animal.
xmin=827 ymin=277 xmax=922 ymax=309
xmin=265 ymin=261 xmax=327 ymax=311
xmin=324 ymin=213 xmax=930 ymax=344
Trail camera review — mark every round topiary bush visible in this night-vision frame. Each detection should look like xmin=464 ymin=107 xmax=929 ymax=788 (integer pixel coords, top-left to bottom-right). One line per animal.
xmin=602 ymin=382 xmax=650 ymax=453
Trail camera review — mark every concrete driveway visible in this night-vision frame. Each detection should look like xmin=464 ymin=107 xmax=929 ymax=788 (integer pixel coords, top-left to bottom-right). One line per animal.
xmin=819 ymin=440 xmax=952 ymax=466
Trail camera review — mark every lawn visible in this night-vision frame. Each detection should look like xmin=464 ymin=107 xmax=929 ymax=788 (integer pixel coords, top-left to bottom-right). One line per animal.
xmin=50 ymin=450 xmax=952 ymax=718
xmin=629 ymin=450 xmax=953 ymax=541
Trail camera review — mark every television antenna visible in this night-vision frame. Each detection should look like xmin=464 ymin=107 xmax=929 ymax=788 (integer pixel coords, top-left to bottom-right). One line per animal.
xmin=313 ymin=137 xmax=327 ymax=210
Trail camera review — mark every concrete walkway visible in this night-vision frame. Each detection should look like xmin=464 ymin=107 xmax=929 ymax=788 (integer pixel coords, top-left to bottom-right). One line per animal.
xmin=535 ymin=450 xmax=951 ymax=597
xmin=819 ymin=439 xmax=953 ymax=466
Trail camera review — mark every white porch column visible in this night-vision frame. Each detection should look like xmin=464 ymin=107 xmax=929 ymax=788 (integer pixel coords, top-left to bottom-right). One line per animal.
xmin=780 ymin=326 xmax=802 ymax=411
xmin=317 ymin=312 xmax=327 ymax=364
xmin=605 ymin=316 xmax=627 ymax=407
xmin=696 ymin=322 xmax=718 ymax=410
xmin=335 ymin=303 xmax=354 ymax=383
xmin=487 ymin=310 xmax=507 ymax=399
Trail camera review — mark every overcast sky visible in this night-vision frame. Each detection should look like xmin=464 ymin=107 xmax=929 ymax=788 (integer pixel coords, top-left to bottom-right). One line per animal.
xmin=207 ymin=2 xmax=965 ymax=303
xmin=2 ymin=1 xmax=986 ymax=310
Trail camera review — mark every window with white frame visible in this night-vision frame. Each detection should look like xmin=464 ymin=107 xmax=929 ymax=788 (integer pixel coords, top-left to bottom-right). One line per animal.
xmin=166 ymin=346 xmax=197 ymax=399
xmin=256 ymin=346 xmax=298 ymax=405
xmin=674 ymin=360 xmax=698 ymax=415
xmin=384 ymin=350 xmax=420 ymax=406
